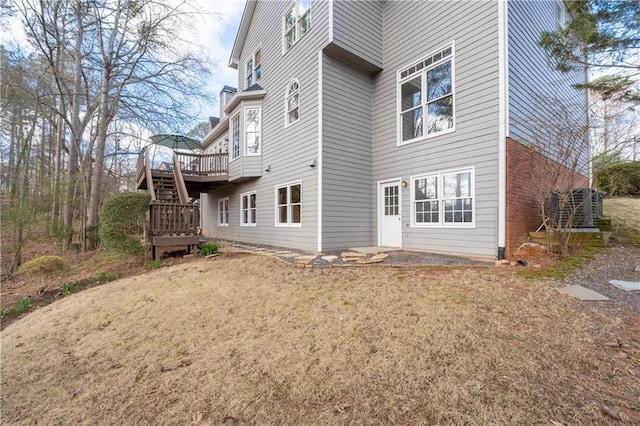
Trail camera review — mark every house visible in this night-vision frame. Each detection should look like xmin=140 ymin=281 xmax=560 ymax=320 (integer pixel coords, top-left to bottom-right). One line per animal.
xmin=137 ymin=0 xmax=588 ymax=260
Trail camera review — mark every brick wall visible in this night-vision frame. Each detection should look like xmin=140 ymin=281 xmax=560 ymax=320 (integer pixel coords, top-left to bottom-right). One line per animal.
xmin=505 ymin=138 xmax=588 ymax=259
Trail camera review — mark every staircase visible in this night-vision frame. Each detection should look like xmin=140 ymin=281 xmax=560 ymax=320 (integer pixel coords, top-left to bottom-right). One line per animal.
xmin=137 ymin=148 xmax=201 ymax=259
xmin=153 ymin=175 xmax=180 ymax=204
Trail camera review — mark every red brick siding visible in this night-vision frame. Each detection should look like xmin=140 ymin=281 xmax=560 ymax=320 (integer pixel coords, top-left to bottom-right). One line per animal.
xmin=505 ymin=138 xmax=588 ymax=259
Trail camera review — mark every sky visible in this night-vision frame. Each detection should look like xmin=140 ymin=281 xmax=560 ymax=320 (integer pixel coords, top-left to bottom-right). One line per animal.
xmin=2 ymin=0 xmax=246 ymax=124
xmin=191 ymin=0 xmax=246 ymax=120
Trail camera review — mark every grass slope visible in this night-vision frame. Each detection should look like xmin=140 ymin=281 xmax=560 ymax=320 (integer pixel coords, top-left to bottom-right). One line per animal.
xmin=2 ymin=255 xmax=638 ymax=425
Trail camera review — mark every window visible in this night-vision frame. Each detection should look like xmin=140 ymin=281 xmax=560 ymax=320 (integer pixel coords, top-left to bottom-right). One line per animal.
xmin=245 ymin=107 xmax=261 ymax=155
xmin=412 ymin=168 xmax=474 ymax=227
xmin=284 ymin=0 xmax=311 ymax=51
xmin=246 ymin=49 xmax=262 ymax=88
xmin=241 ymin=191 xmax=257 ymax=226
xmin=230 ymin=114 xmax=240 ymax=160
xmin=218 ymin=198 xmax=229 ymax=226
xmin=398 ymin=44 xmax=454 ymax=144
xmin=276 ymin=182 xmax=301 ymax=226
xmin=285 ymin=79 xmax=299 ymax=126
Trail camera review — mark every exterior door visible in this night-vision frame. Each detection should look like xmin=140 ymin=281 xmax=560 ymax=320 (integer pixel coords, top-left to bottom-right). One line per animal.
xmin=380 ymin=181 xmax=402 ymax=247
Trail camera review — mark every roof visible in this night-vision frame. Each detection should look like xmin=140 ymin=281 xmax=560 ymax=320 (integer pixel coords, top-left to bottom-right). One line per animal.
xmin=229 ymin=1 xmax=257 ymax=69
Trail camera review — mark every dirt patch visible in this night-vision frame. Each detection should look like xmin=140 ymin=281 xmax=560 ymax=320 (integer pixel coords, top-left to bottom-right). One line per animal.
xmin=1 ymin=255 xmax=638 ymax=425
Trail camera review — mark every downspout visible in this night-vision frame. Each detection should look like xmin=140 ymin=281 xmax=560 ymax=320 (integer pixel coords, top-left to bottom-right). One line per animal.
xmin=317 ymin=50 xmax=324 ymax=252
xmin=497 ymin=0 xmax=508 ymax=260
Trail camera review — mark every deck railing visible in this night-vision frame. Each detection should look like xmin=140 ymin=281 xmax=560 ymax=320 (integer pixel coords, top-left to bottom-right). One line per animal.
xmin=150 ymin=203 xmax=199 ymax=236
xmin=174 ymin=152 xmax=228 ymax=176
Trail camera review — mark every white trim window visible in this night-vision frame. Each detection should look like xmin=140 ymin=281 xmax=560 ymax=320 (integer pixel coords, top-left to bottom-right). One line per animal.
xmin=230 ymin=114 xmax=240 ymax=161
xmin=240 ymin=191 xmax=257 ymax=226
xmin=245 ymin=107 xmax=261 ymax=155
xmin=275 ymin=182 xmax=301 ymax=226
xmin=411 ymin=168 xmax=474 ymax=227
xmin=397 ymin=44 xmax=455 ymax=144
xmin=218 ymin=197 xmax=229 ymax=226
xmin=285 ymin=79 xmax=300 ymax=126
xmin=556 ymin=0 xmax=571 ymax=30
xmin=284 ymin=0 xmax=311 ymax=52
xmin=246 ymin=49 xmax=262 ymax=88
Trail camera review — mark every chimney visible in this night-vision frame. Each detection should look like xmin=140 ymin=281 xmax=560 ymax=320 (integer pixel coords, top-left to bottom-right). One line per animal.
xmin=220 ymin=86 xmax=237 ymax=118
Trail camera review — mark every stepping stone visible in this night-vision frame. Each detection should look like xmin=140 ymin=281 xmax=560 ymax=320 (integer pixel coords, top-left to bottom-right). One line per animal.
xmin=296 ymin=255 xmax=317 ymax=261
xmin=341 ymin=252 xmax=366 ymax=258
xmin=279 ymin=253 xmax=301 ymax=258
xmin=556 ymin=285 xmax=610 ymax=301
xmin=275 ymin=251 xmax=294 ymax=255
xmin=609 ymin=280 xmax=640 ymax=292
xmin=322 ymin=255 xmax=338 ymax=262
xmin=295 ymin=259 xmax=312 ymax=265
xmin=635 ymin=265 xmax=640 ymax=272
xmin=370 ymin=253 xmax=389 ymax=262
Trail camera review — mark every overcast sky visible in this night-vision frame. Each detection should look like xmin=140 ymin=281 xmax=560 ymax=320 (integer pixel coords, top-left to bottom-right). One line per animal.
xmin=2 ymin=0 xmax=246 ymax=123
xmin=193 ymin=0 xmax=245 ymax=120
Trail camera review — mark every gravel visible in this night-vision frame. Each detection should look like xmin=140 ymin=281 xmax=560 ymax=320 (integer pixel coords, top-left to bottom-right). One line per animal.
xmin=558 ymin=244 xmax=640 ymax=310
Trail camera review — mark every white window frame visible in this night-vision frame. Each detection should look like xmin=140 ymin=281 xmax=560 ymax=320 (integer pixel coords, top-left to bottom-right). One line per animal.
xmin=556 ymin=0 xmax=571 ymax=30
xmin=245 ymin=48 xmax=262 ymax=88
xmin=218 ymin=197 xmax=229 ymax=226
xmin=230 ymin=113 xmax=240 ymax=162
xmin=396 ymin=42 xmax=456 ymax=146
xmin=285 ymin=79 xmax=300 ymax=127
xmin=275 ymin=181 xmax=302 ymax=227
xmin=240 ymin=191 xmax=257 ymax=227
xmin=282 ymin=0 xmax=311 ymax=54
xmin=410 ymin=167 xmax=475 ymax=228
xmin=244 ymin=106 xmax=261 ymax=156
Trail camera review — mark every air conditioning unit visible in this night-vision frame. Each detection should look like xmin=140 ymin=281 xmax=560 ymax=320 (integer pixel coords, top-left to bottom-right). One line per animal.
xmin=549 ymin=188 xmax=603 ymax=228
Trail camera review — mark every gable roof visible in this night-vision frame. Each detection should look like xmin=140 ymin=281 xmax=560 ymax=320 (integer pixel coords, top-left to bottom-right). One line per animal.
xmin=229 ymin=1 xmax=257 ymax=69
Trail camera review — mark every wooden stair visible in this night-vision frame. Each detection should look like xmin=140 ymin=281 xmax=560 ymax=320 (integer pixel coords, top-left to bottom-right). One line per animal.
xmin=153 ymin=175 xmax=179 ymax=203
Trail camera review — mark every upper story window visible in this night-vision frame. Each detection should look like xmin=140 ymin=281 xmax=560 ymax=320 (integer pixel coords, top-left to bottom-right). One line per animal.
xmin=411 ymin=168 xmax=474 ymax=228
xmin=245 ymin=107 xmax=261 ymax=155
xmin=398 ymin=44 xmax=454 ymax=145
xmin=246 ymin=49 xmax=262 ymax=88
xmin=284 ymin=0 xmax=311 ymax=52
xmin=230 ymin=114 xmax=240 ymax=161
xmin=556 ymin=0 xmax=571 ymax=30
xmin=285 ymin=79 xmax=300 ymax=126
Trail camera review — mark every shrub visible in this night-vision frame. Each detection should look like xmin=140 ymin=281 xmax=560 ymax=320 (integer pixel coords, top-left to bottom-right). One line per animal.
xmin=99 ymin=192 xmax=151 ymax=254
xmin=19 ymin=255 xmax=68 ymax=276
xmin=596 ymin=161 xmax=640 ymax=196
xmin=198 ymin=242 xmax=219 ymax=256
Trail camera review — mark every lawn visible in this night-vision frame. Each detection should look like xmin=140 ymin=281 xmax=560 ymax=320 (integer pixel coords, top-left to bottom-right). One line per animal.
xmin=1 ymin=254 xmax=638 ymax=425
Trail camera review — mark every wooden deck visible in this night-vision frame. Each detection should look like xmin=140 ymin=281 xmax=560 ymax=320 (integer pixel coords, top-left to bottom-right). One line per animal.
xmin=136 ymin=147 xmax=229 ymax=259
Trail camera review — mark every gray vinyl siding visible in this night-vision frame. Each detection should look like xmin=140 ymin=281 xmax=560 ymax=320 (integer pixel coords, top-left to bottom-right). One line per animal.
xmin=372 ymin=0 xmax=501 ymax=259
xmin=508 ymin=0 xmax=589 ymax=149
xmin=205 ymin=0 xmax=330 ymax=251
xmin=331 ymin=0 xmax=383 ymax=68
xmin=321 ymin=54 xmax=374 ymax=250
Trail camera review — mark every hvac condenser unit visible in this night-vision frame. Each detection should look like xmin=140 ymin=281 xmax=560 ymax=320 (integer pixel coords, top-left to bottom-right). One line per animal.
xmin=549 ymin=188 xmax=603 ymax=229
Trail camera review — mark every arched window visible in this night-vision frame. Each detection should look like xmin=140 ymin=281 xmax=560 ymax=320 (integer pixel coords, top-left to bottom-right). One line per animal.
xmin=285 ymin=79 xmax=300 ymax=126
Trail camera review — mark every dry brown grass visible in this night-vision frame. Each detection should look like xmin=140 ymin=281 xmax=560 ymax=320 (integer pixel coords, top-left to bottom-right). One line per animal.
xmin=604 ymin=197 xmax=640 ymax=234
xmin=2 ymin=255 xmax=639 ymax=425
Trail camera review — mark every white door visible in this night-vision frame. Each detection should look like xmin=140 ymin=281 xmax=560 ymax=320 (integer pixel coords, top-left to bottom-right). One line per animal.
xmin=380 ymin=181 xmax=402 ymax=247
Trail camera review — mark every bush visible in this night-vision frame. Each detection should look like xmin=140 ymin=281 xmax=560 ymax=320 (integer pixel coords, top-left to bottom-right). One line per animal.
xmin=596 ymin=161 xmax=640 ymax=196
xmin=198 ymin=242 xmax=219 ymax=256
xmin=19 ymin=255 xmax=68 ymax=276
xmin=99 ymin=192 xmax=151 ymax=254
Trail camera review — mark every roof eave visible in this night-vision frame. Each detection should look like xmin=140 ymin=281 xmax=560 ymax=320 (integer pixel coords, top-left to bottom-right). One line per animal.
xmin=229 ymin=1 xmax=257 ymax=69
